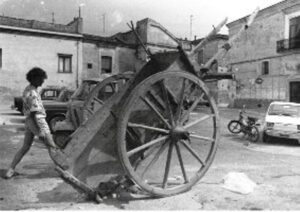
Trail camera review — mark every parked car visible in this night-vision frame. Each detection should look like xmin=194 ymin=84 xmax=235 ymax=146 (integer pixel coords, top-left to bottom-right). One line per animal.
xmin=12 ymin=86 xmax=68 ymax=114
xmin=263 ymin=101 xmax=300 ymax=144
xmin=11 ymin=86 xmax=74 ymax=132
xmin=43 ymin=88 xmax=74 ymax=132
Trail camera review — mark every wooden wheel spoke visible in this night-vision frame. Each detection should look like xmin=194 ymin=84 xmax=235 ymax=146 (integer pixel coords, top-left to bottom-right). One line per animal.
xmin=162 ymin=142 xmax=174 ymax=188
xmin=87 ymin=108 xmax=94 ymax=114
xmin=127 ymin=135 xmax=168 ymax=157
xmin=189 ymin=133 xmax=215 ymax=143
xmin=128 ymin=122 xmax=169 ymax=134
xmin=183 ymin=114 xmax=214 ymax=129
xmin=141 ymin=141 xmax=169 ymax=178
xmin=94 ymin=97 xmax=104 ymax=104
xmin=180 ymin=92 xmax=205 ymax=125
xmin=142 ymin=96 xmax=171 ymax=129
xmin=126 ymin=127 xmax=140 ymax=145
xmin=160 ymin=81 xmax=175 ymax=125
xmin=175 ymin=142 xmax=189 ymax=183
xmin=185 ymin=83 xmax=197 ymax=102
xmin=180 ymin=140 xmax=206 ymax=166
xmin=134 ymin=142 xmax=160 ymax=171
xmin=148 ymin=90 xmax=166 ymax=111
xmin=175 ymin=79 xmax=186 ymax=123
xmin=163 ymin=84 xmax=179 ymax=106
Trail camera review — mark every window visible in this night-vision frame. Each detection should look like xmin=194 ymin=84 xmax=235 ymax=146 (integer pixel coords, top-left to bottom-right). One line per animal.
xmin=262 ymin=61 xmax=269 ymax=75
xmin=87 ymin=63 xmax=93 ymax=69
xmin=289 ymin=16 xmax=300 ymax=48
xmin=0 ymin=48 xmax=2 ymax=68
xmin=42 ymin=90 xmax=58 ymax=99
xmin=101 ymin=56 xmax=112 ymax=74
xmin=58 ymin=54 xmax=72 ymax=73
xmin=289 ymin=16 xmax=300 ymax=39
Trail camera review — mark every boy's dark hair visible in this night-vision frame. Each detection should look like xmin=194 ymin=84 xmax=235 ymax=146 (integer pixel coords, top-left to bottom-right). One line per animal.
xmin=26 ymin=67 xmax=47 ymax=83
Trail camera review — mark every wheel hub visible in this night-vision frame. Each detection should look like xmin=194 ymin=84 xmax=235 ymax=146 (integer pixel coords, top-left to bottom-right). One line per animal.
xmin=170 ymin=126 xmax=189 ymax=141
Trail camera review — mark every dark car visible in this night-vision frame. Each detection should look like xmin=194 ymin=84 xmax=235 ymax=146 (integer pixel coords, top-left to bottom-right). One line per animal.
xmin=43 ymin=89 xmax=74 ymax=132
xmin=12 ymin=86 xmax=74 ymax=132
xmin=12 ymin=86 xmax=67 ymax=113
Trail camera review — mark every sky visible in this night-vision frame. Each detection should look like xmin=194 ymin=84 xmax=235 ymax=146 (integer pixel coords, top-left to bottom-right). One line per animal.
xmin=0 ymin=0 xmax=284 ymax=39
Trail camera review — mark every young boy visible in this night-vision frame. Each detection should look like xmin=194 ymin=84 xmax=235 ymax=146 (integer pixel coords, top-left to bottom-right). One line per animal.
xmin=5 ymin=67 xmax=62 ymax=179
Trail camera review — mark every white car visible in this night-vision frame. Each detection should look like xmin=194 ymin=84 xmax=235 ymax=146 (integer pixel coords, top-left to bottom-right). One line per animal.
xmin=263 ymin=101 xmax=300 ymax=144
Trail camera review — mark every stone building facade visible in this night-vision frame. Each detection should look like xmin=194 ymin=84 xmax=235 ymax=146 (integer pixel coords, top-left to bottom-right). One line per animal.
xmin=227 ymin=0 xmax=300 ymax=107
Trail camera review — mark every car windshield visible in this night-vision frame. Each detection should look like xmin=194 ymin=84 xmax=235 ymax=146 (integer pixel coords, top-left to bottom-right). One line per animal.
xmin=71 ymin=81 xmax=98 ymax=101
xmin=268 ymin=104 xmax=300 ymax=117
xmin=40 ymin=89 xmax=60 ymax=99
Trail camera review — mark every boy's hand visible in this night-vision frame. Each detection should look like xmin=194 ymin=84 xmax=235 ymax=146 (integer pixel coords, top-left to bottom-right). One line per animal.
xmin=38 ymin=131 xmax=46 ymax=140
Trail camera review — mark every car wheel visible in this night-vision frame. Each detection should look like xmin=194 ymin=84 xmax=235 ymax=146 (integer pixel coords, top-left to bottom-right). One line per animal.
xmin=53 ymin=131 xmax=71 ymax=149
xmin=49 ymin=115 xmax=65 ymax=133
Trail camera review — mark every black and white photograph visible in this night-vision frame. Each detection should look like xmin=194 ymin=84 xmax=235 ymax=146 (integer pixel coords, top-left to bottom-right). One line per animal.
xmin=0 ymin=0 xmax=299 ymax=210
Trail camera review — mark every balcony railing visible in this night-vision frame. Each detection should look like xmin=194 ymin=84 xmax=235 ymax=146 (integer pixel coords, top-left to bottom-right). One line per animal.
xmin=277 ymin=37 xmax=300 ymax=53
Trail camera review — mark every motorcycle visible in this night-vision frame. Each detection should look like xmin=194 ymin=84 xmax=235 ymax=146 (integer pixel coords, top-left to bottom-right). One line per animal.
xmin=227 ymin=105 xmax=260 ymax=143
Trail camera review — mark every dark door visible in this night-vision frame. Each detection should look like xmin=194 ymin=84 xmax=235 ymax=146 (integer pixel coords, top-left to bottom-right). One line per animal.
xmin=289 ymin=81 xmax=300 ymax=103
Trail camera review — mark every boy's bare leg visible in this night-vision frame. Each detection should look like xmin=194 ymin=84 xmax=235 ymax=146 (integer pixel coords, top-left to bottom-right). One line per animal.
xmin=42 ymin=133 xmax=58 ymax=149
xmin=5 ymin=131 xmax=34 ymax=179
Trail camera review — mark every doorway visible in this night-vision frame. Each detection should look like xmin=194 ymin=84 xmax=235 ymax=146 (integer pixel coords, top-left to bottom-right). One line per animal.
xmin=289 ymin=81 xmax=300 ymax=103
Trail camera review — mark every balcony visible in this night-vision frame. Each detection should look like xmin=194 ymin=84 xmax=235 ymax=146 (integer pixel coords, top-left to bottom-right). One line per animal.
xmin=277 ymin=37 xmax=300 ymax=53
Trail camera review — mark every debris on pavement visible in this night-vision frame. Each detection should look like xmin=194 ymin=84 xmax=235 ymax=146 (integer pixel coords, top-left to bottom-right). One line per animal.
xmin=221 ymin=172 xmax=257 ymax=195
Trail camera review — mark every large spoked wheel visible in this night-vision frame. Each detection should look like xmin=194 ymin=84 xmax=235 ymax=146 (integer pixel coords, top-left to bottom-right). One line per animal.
xmin=82 ymin=72 xmax=134 ymax=122
xmin=117 ymin=70 xmax=220 ymax=197
xmin=227 ymin=120 xmax=242 ymax=134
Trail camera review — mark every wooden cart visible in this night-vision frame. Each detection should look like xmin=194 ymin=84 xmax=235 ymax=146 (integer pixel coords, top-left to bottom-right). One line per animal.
xmin=50 ymin=9 xmax=259 ymax=203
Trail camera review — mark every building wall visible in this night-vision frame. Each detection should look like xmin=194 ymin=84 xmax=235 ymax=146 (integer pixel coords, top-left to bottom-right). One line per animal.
xmin=136 ymin=18 xmax=191 ymax=62
xmin=191 ymin=37 xmax=233 ymax=106
xmin=227 ymin=0 xmax=300 ymax=107
xmin=82 ymin=42 xmax=139 ymax=78
xmin=0 ymin=33 xmax=81 ymax=95
xmin=82 ymin=42 xmax=100 ymax=78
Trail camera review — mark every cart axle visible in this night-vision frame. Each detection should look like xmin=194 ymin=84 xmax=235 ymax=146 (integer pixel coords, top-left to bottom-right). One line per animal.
xmin=170 ymin=126 xmax=190 ymax=141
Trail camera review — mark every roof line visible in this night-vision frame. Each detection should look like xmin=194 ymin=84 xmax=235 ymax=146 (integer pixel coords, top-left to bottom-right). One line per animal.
xmin=227 ymin=0 xmax=286 ymax=27
xmin=0 ymin=24 xmax=82 ymax=38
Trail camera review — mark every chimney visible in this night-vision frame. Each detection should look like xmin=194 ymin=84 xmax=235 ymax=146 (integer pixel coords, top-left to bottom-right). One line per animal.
xmin=67 ymin=17 xmax=83 ymax=33
xmin=194 ymin=35 xmax=197 ymax=41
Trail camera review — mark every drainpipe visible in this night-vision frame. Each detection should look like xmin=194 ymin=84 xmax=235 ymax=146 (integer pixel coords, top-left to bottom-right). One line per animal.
xmin=76 ymin=41 xmax=79 ymax=88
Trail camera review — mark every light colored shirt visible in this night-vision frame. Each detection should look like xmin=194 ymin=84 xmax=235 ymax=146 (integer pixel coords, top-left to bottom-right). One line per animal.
xmin=22 ymin=85 xmax=46 ymax=118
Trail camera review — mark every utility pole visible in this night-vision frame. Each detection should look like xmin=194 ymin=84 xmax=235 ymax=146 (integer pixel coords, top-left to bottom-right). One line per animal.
xmin=78 ymin=3 xmax=85 ymax=18
xmin=102 ymin=13 xmax=106 ymax=33
xmin=190 ymin=15 xmax=193 ymax=40
xmin=52 ymin=12 xmax=55 ymax=23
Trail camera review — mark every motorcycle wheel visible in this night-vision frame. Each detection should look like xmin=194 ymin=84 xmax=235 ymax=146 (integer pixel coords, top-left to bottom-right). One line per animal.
xmin=249 ymin=126 xmax=259 ymax=142
xmin=227 ymin=120 xmax=242 ymax=134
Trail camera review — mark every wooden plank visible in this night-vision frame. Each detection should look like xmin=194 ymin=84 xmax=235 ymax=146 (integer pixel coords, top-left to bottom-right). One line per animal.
xmin=204 ymin=7 xmax=260 ymax=69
